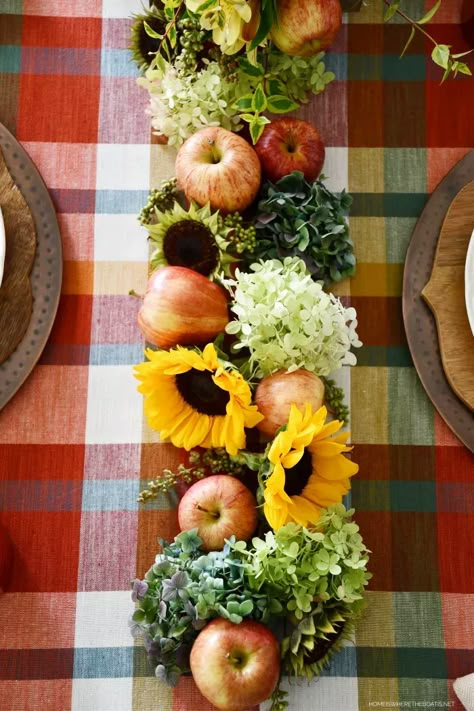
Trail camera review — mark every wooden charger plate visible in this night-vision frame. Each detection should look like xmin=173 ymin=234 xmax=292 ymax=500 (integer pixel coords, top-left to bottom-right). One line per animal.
xmin=422 ymin=181 xmax=474 ymax=412
xmin=403 ymin=150 xmax=474 ymax=452
xmin=0 ymin=122 xmax=62 ymax=411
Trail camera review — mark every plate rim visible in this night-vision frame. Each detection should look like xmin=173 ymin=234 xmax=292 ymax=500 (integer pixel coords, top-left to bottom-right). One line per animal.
xmin=465 ymin=228 xmax=474 ymax=337
xmin=0 ymin=121 xmax=63 ymax=411
xmin=402 ymin=149 xmax=474 ymax=452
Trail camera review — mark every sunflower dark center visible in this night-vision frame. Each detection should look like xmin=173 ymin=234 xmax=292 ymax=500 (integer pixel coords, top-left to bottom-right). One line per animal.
xmin=163 ymin=221 xmax=219 ymax=276
xmin=175 ymin=370 xmax=229 ymax=416
xmin=138 ymin=16 xmax=165 ymax=61
xmin=284 ymin=449 xmax=313 ymax=497
xmin=304 ymin=622 xmax=345 ymax=664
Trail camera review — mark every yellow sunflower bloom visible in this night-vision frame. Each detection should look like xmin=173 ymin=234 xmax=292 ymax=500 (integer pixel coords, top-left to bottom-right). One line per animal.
xmin=263 ymin=403 xmax=358 ymax=531
xmin=134 ymin=343 xmax=263 ymax=455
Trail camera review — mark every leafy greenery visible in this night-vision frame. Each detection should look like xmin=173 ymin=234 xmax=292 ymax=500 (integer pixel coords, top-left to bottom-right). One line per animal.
xmin=235 ymin=48 xmax=335 ymax=143
xmin=383 ymin=0 xmax=472 ymax=81
xmin=131 ymin=506 xmax=370 ymax=686
xmin=232 ymin=506 xmax=371 ymax=677
xmin=130 ymin=530 xmax=278 ymax=684
xmin=235 ymin=508 xmax=371 ymax=615
xmin=249 ymin=171 xmax=355 ymax=288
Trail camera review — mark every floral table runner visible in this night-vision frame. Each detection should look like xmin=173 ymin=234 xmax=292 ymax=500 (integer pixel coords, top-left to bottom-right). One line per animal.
xmin=0 ymin=1 xmax=473 ymax=710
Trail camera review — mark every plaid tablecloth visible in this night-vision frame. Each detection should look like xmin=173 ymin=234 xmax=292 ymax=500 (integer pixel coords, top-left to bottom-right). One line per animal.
xmin=0 ymin=1 xmax=473 ymax=710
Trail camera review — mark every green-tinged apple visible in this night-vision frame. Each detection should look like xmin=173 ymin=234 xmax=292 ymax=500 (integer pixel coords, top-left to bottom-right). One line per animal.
xmin=138 ymin=266 xmax=229 ymax=349
xmin=255 ymin=369 xmax=325 ymax=438
xmin=255 ymin=118 xmax=325 ymax=184
xmin=175 ymin=127 xmax=261 ymax=214
xmin=190 ymin=618 xmax=280 ymax=711
xmin=178 ymin=475 xmax=257 ymax=551
xmin=271 ymin=0 xmax=342 ymax=55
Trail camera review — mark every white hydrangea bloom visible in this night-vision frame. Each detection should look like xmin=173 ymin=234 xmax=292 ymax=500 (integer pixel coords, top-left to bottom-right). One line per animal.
xmin=224 ymin=258 xmax=362 ymax=378
xmin=138 ymin=59 xmax=245 ymax=147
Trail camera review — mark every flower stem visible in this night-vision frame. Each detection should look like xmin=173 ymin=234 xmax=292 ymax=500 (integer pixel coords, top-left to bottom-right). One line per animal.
xmin=157 ymin=0 xmax=185 ymax=57
xmin=383 ymin=0 xmax=438 ymax=46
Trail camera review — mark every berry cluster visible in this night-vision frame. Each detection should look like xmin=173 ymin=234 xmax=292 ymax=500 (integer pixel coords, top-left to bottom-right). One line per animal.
xmin=138 ymin=178 xmax=178 ymax=225
xmin=137 ymin=447 xmax=249 ymax=503
xmin=197 ymin=448 xmax=248 ymax=477
xmin=217 ymin=213 xmax=257 ymax=255
xmin=176 ymin=17 xmax=207 ymax=73
xmin=137 ymin=462 xmax=206 ymax=503
xmin=322 ymin=377 xmax=350 ymax=425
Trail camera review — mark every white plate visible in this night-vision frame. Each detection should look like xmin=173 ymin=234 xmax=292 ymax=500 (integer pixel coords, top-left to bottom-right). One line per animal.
xmin=465 ymin=228 xmax=474 ymax=336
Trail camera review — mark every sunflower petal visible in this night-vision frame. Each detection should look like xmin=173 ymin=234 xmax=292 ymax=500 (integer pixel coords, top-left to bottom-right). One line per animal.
xmin=312 ymin=419 xmax=344 ymax=440
xmin=302 ymin=477 xmax=350 ymax=508
xmin=288 ymin=495 xmax=321 ymax=527
xmin=202 ymin=343 xmax=219 ymax=370
xmin=312 ymin=453 xmax=359 ymax=480
xmin=310 ymin=440 xmax=352 ymax=458
xmin=281 ymin=449 xmax=305 ymax=469
xmin=263 ymin=500 xmax=288 ymax=531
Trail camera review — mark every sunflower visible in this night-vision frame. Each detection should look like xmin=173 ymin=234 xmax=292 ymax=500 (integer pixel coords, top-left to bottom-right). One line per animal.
xmin=147 ymin=201 xmax=234 ymax=278
xmin=130 ymin=6 xmax=167 ymax=72
xmin=263 ymin=403 xmax=358 ymax=530
xmin=134 ymin=343 xmax=263 ymax=455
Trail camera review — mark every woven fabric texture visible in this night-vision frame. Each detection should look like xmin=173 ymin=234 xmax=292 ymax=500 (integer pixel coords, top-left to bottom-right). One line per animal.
xmin=0 ymin=1 xmax=473 ymax=710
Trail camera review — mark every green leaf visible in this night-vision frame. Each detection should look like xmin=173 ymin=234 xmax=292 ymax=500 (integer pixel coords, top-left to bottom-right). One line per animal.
xmin=168 ymin=23 xmax=177 ymax=49
xmin=239 ymin=600 xmax=254 ymax=616
xmin=451 ymin=49 xmax=474 ymax=58
xmin=455 ymin=61 xmax=472 ymax=75
xmin=240 ymin=113 xmax=256 ymax=123
xmin=132 ymin=608 xmax=145 ymax=623
xmin=400 ymin=26 xmax=415 ymax=58
xmin=235 ymin=94 xmax=254 ymax=111
xmin=143 ymin=21 xmax=163 ymax=39
xmin=267 ymin=94 xmax=300 ymax=114
xmin=417 ymin=0 xmax=441 ymax=25
xmin=239 ymin=57 xmax=265 ymax=78
xmin=267 ymin=78 xmax=286 ymax=96
xmin=226 ymin=601 xmax=241 ymax=615
xmin=249 ymin=0 xmax=275 ymax=50
xmin=299 ymin=617 xmax=316 ymax=635
xmin=252 ymin=84 xmax=267 ymax=113
xmin=196 ymin=0 xmax=215 ymax=11
xmin=383 ymin=0 xmax=400 ymax=22
xmin=249 ymin=119 xmax=267 ymax=144
xmin=431 ymin=44 xmax=451 ymax=69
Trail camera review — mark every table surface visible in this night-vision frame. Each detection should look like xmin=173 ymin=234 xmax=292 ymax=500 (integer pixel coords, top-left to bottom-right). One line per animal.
xmin=0 ymin=2 xmax=473 ymax=710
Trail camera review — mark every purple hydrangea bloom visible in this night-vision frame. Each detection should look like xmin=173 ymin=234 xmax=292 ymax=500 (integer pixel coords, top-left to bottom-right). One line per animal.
xmin=131 ymin=578 xmax=148 ymax=602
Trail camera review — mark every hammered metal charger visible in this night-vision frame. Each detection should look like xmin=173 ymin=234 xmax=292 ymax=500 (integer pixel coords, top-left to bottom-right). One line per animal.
xmin=0 ymin=122 xmax=62 ymax=410
xmin=403 ymin=150 xmax=474 ymax=453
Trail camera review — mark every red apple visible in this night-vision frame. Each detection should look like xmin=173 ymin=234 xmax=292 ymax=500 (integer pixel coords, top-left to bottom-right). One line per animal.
xmin=255 ymin=118 xmax=325 ymax=184
xmin=271 ymin=0 xmax=342 ymax=55
xmin=175 ymin=127 xmax=261 ymax=214
xmin=255 ymin=369 xmax=325 ymax=438
xmin=190 ymin=618 xmax=280 ymax=711
xmin=178 ymin=475 xmax=258 ymax=551
xmin=138 ymin=266 xmax=229 ymax=349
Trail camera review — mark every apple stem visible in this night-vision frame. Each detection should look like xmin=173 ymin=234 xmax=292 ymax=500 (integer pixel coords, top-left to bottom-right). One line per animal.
xmin=226 ymin=652 xmax=243 ymax=666
xmin=196 ymin=504 xmax=220 ymax=519
xmin=207 ymin=140 xmax=221 ymax=165
xmin=128 ymin=289 xmax=144 ymax=299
